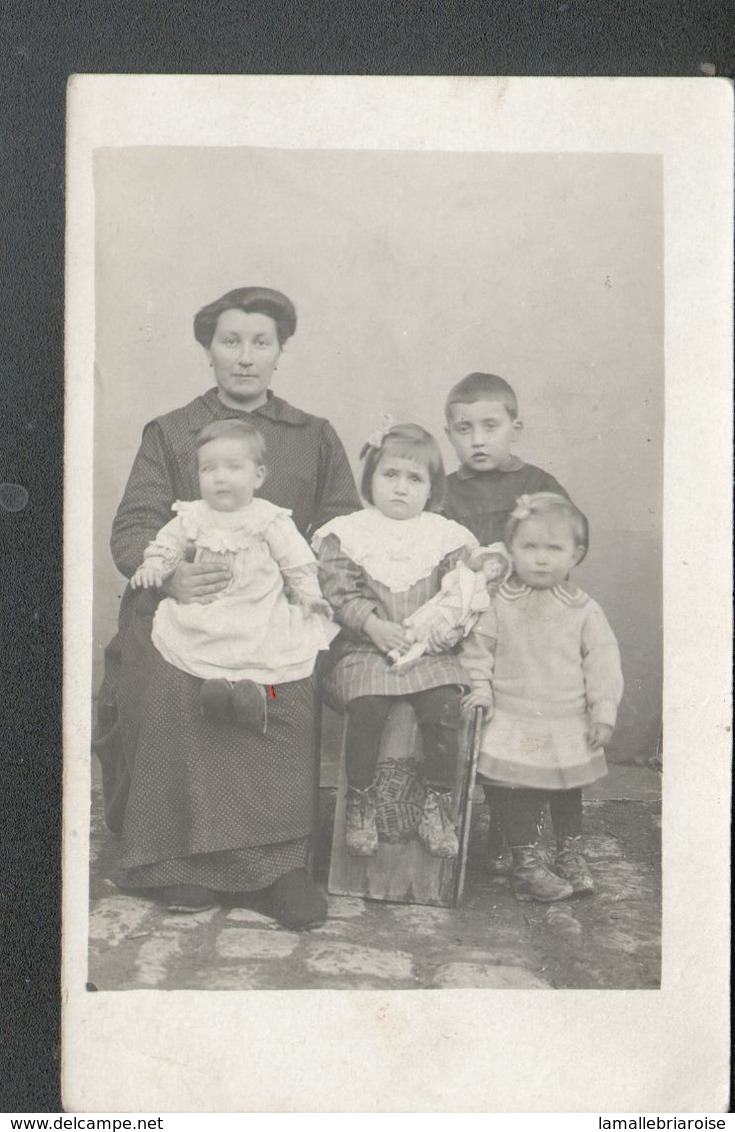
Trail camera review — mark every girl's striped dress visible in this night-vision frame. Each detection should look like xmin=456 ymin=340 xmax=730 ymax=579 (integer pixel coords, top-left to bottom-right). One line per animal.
xmin=313 ymin=508 xmax=478 ymax=710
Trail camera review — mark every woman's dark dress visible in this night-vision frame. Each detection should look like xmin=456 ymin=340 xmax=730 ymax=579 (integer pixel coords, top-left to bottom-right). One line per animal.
xmin=96 ymin=388 xmax=359 ymax=891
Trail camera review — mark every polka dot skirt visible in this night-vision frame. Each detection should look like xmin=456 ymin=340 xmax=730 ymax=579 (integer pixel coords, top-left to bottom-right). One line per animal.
xmin=118 ymin=839 xmax=309 ymax=892
xmin=115 ymin=649 xmax=318 ymax=892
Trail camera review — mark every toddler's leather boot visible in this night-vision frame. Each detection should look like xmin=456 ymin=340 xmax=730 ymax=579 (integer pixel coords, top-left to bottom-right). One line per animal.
xmin=511 ymin=844 xmax=574 ymax=902
xmin=554 ymin=836 xmax=594 ymax=895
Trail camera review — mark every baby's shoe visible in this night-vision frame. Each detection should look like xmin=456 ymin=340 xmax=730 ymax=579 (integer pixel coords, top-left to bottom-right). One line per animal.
xmin=418 ymin=789 xmax=459 ymax=858
xmin=554 ymin=836 xmax=595 ymax=895
xmin=510 ymin=845 xmax=574 ymax=902
xmin=345 ymin=786 xmax=379 ymax=856
xmin=231 ymin=680 xmax=267 ymax=735
xmin=200 ymin=679 xmax=233 ymax=723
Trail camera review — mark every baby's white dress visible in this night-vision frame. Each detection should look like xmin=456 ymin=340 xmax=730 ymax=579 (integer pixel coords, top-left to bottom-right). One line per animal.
xmin=138 ymin=498 xmax=338 ymax=684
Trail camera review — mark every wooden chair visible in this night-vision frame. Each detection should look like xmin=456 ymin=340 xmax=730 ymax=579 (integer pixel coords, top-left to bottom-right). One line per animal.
xmin=328 ymin=704 xmax=482 ymax=908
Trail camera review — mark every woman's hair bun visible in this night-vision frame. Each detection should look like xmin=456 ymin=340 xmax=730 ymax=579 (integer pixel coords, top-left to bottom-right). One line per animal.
xmin=194 ymin=287 xmax=297 ymax=347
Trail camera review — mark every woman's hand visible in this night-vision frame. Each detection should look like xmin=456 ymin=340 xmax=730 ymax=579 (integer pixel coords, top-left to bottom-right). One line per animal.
xmin=364 ymin=614 xmax=410 ymax=655
xmin=161 ymin=560 xmax=232 ymax=604
xmin=588 ymin=722 xmax=614 ymax=749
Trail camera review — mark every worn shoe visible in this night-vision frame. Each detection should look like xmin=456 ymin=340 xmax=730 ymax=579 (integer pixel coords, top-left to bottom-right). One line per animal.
xmin=268 ymin=868 xmax=327 ymax=930
xmin=511 ymin=845 xmax=574 ymax=902
xmin=163 ymin=885 xmax=217 ymax=913
xmin=554 ymin=836 xmax=595 ymax=895
xmin=200 ymin=679 xmax=233 ymax=723
xmin=231 ymin=680 xmax=267 ymax=735
xmin=345 ymin=785 xmax=379 ymax=856
xmin=418 ymin=789 xmax=459 ymax=858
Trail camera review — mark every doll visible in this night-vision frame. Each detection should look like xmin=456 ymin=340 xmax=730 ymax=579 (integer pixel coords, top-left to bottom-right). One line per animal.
xmin=387 ymin=542 xmax=512 ymax=667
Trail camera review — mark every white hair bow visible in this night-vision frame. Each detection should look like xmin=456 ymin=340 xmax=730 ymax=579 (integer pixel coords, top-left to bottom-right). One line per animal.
xmin=361 ymin=412 xmax=395 ymax=457
xmin=510 ymin=494 xmax=533 ymax=521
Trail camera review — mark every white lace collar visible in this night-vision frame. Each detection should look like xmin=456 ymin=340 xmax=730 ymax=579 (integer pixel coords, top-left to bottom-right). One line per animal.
xmin=313 ymin=508 xmax=477 ymax=592
xmin=173 ymin=498 xmax=290 ymax=553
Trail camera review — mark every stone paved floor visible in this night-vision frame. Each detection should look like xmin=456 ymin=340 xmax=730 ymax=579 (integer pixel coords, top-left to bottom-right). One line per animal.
xmin=88 ymin=764 xmax=661 ymax=992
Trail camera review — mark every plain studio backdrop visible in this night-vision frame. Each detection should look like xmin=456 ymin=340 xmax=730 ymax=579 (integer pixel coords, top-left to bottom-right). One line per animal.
xmin=93 ymin=147 xmax=662 ymax=764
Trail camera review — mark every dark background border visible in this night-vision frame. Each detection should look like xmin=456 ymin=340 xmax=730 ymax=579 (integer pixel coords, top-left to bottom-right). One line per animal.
xmin=1 ymin=1 xmax=732 ymax=1113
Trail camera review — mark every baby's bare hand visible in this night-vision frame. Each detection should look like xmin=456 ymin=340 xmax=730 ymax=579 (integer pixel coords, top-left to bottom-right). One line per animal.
xmin=131 ymin=564 xmax=162 ymax=590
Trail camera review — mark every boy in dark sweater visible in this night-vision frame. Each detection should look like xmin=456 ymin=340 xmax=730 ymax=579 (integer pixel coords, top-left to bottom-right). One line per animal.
xmin=442 ymin=372 xmax=568 ymax=545
xmin=442 ymin=372 xmax=571 ymax=878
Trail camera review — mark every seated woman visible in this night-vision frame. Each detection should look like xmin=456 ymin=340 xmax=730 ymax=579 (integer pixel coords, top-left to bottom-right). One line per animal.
xmin=95 ymin=286 xmax=359 ymax=926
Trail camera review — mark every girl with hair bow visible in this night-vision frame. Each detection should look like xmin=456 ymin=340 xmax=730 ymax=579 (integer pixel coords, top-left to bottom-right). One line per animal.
xmin=313 ymin=419 xmax=493 ymax=860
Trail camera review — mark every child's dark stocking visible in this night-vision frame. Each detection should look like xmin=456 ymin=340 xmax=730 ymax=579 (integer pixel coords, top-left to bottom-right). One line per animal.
xmin=497 ymin=786 xmax=573 ymax=903
xmin=345 ymin=695 xmax=392 ymax=790
xmin=411 ymin=686 xmax=461 ymax=858
xmin=549 ymin=787 xmax=583 ymax=837
xmin=411 ymin=685 xmax=461 ymax=791
xmin=497 ymin=785 xmax=543 ymax=846
xmin=344 ymin=696 xmax=392 ymax=856
xmin=482 ymin=783 xmax=513 ymax=875
xmin=549 ymin=787 xmax=594 ymax=895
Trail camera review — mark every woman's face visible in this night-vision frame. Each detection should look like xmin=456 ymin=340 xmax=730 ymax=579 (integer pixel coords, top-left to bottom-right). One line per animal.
xmin=206 ymin=309 xmax=282 ymax=410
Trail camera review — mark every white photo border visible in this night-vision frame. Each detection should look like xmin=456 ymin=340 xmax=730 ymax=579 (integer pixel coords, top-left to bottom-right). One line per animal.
xmin=64 ymin=76 xmax=733 ymax=1113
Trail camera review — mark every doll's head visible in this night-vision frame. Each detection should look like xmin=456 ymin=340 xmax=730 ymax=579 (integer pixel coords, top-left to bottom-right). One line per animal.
xmin=469 ymin=542 xmax=512 ymax=586
xmin=504 ymin=493 xmax=588 ymax=590
xmin=360 ymin=419 xmax=446 ymax=520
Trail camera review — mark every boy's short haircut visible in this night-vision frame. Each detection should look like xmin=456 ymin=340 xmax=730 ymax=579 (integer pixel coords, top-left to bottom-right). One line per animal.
xmin=504 ymin=492 xmax=589 ymax=562
xmin=195 ymin=418 xmax=267 ymax=465
xmin=360 ymin=423 xmax=446 ymax=511
xmin=445 ymin=372 xmax=519 ymax=421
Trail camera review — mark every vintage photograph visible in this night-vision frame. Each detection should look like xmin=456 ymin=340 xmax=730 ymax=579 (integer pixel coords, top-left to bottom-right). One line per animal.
xmin=87 ymin=145 xmax=662 ymax=993
xmin=63 ymin=76 xmax=731 ymax=1113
